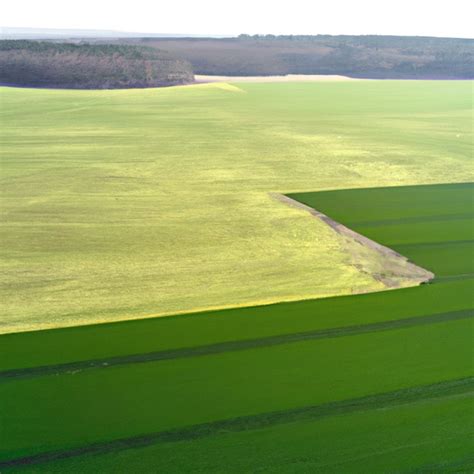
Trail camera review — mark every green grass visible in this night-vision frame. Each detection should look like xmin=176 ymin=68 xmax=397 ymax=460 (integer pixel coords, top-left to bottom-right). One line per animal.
xmin=289 ymin=182 xmax=474 ymax=277
xmin=26 ymin=395 xmax=474 ymax=473
xmin=0 ymin=182 xmax=473 ymax=471
xmin=1 ymin=319 xmax=472 ymax=461
xmin=1 ymin=81 xmax=473 ymax=333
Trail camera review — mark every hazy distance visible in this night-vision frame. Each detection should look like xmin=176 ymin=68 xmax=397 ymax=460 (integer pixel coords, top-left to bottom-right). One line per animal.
xmin=2 ymin=0 xmax=473 ymax=39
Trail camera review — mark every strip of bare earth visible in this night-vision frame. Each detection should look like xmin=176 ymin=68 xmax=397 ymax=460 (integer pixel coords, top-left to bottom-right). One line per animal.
xmin=194 ymin=74 xmax=361 ymax=83
xmin=1 ymin=377 xmax=472 ymax=469
xmin=1 ymin=309 xmax=471 ymax=382
xmin=273 ymin=193 xmax=435 ymax=287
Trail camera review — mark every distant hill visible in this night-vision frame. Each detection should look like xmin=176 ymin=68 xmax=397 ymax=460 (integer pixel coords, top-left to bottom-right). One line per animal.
xmin=121 ymin=35 xmax=474 ymax=79
xmin=0 ymin=41 xmax=194 ymax=89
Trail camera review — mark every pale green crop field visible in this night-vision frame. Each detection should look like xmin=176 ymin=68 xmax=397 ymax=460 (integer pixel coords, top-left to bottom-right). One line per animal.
xmin=1 ymin=81 xmax=472 ymax=333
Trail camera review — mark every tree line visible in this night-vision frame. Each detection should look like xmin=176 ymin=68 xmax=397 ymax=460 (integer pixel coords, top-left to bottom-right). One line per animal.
xmin=125 ymin=35 xmax=474 ymax=79
xmin=0 ymin=41 xmax=195 ymax=89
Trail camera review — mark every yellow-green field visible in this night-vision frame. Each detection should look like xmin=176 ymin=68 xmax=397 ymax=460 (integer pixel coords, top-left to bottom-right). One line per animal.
xmin=1 ymin=81 xmax=472 ymax=333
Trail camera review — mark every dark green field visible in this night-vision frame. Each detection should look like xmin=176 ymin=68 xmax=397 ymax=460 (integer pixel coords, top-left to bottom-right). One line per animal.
xmin=289 ymin=182 xmax=474 ymax=279
xmin=0 ymin=183 xmax=472 ymax=472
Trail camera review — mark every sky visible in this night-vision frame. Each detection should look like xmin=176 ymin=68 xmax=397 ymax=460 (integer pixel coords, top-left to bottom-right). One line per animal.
xmin=2 ymin=0 xmax=473 ymax=38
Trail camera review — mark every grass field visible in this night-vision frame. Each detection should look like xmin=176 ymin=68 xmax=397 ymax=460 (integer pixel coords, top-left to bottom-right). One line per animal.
xmin=1 ymin=81 xmax=473 ymax=332
xmin=289 ymin=182 xmax=474 ymax=279
xmin=21 ymin=395 xmax=474 ymax=473
xmin=0 ymin=182 xmax=472 ymax=471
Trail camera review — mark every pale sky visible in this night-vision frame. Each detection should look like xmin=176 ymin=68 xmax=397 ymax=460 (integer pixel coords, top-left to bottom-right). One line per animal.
xmin=2 ymin=0 xmax=473 ymax=38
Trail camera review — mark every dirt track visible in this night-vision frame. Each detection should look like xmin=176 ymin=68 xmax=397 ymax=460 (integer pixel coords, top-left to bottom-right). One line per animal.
xmin=195 ymin=74 xmax=361 ymax=83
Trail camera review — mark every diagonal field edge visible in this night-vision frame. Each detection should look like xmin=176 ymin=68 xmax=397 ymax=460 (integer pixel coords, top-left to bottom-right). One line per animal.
xmin=1 ymin=377 xmax=472 ymax=469
xmin=1 ymin=309 xmax=472 ymax=382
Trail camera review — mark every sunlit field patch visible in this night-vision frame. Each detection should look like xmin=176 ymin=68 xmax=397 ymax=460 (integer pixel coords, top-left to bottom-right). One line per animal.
xmin=1 ymin=81 xmax=473 ymax=332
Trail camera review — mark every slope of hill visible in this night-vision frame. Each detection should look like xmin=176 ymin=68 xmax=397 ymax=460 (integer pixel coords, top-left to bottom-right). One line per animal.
xmin=0 ymin=41 xmax=194 ymax=88
xmin=1 ymin=81 xmax=472 ymax=333
xmin=123 ymin=35 xmax=474 ymax=79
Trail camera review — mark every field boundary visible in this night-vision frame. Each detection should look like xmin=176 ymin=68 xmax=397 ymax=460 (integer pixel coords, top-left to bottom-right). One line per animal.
xmin=273 ymin=193 xmax=435 ymax=288
xmin=194 ymin=74 xmax=361 ymax=83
